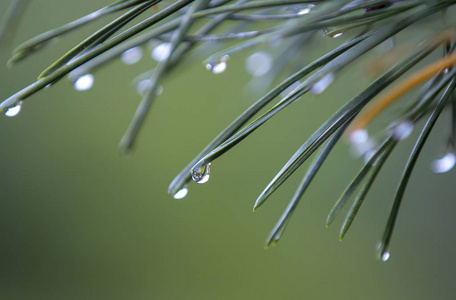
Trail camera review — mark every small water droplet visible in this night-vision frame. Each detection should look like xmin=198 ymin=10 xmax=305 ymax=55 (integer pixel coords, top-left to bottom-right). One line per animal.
xmin=206 ymin=55 xmax=228 ymax=74
xmin=431 ymin=152 xmax=456 ymax=173
xmin=391 ymin=121 xmax=414 ymax=141
xmin=381 ymin=251 xmax=390 ymax=262
xmin=121 ymin=47 xmax=143 ymax=65
xmin=297 ymin=8 xmax=310 ymax=15
xmin=332 ymin=33 xmax=343 ymax=38
xmin=311 ymin=73 xmax=335 ymax=95
xmin=206 ymin=62 xmax=227 ymax=74
xmin=173 ymin=187 xmax=188 ymax=199
xmin=348 ymin=129 xmax=377 ymax=160
xmin=74 ymin=74 xmax=94 ymax=91
xmin=191 ymin=162 xmax=211 ymax=184
xmin=4 ymin=101 xmax=22 ymax=117
xmin=297 ymin=4 xmax=314 ymax=15
xmin=151 ymin=43 xmax=172 ymax=62
xmin=245 ymin=51 xmax=273 ymax=77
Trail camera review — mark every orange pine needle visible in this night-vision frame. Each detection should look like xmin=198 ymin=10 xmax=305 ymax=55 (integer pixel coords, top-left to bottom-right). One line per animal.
xmin=348 ymin=29 xmax=456 ymax=136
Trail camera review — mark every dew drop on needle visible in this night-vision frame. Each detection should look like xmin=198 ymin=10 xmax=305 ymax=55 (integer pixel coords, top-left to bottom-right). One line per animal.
xmin=4 ymin=101 xmax=22 ymax=117
xmin=74 ymin=74 xmax=94 ymax=91
xmin=173 ymin=187 xmax=188 ymax=199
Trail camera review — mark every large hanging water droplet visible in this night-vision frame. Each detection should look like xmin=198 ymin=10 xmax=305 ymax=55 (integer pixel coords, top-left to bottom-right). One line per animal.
xmin=381 ymin=251 xmax=390 ymax=262
xmin=74 ymin=74 xmax=94 ymax=91
xmin=431 ymin=152 xmax=456 ymax=173
xmin=191 ymin=162 xmax=211 ymax=184
xmin=4 ymin=101 xmax=22 ymax=117
xmin=391 ymin=121 xmax=414 ymax=141
xmin=311 ymin=73 xmax=334 ymax=95
xmin=121 ymin=47 xmax=143 ymax=65
xmin=245 ymin=51 xmax=273 ymax=77
xmin=151 ymin=42 xmax=172 ymax=62
xmin=173 ymin=187 xmax=188 ymax=199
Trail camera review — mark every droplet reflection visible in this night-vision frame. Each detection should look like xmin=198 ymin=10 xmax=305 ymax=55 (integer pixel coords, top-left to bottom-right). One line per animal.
xmin=191 ymin=163 xmax=211 ymax=184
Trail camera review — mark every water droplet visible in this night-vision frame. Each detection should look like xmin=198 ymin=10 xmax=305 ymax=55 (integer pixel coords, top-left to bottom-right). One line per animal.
xmin=191 ymin=162 xmax=211 ymax=184
xmin=206 ymin=55 xmax=228 ymax=74
xmin=151 ymin=42 xmax=172 ymax=62
xmin=4 ymin=101 xmax=22 ymax=117
xmin=297 ymin=4 xmax=314 ymax=15
xmin=381 ymin=251 xmax=390 ymax=262
xmin=311 ymin=73 xmax=335 ymax=95
xmin=74 ymin=74 xmax=94 ymax=91
xmin=332 ymin=33 xmax=343 ymax=38
xmin=348 ymin=129 xmax=375 ymax=157
xmin=206 ymin=62 xmax=227 ymax=74
xmin=297 ymin=8 xmax=310 ymax=15
xmin=245 ymin=51 xmax=273 ymax=77
xmin=173 ymin=187 xmax=188 ymax=199
xmin=431 ymin=152 xmax=456 ymax=173
xmin=391 ymin=121 xmax=414 ymax=141
xmin=349 ymin=129 xmax=369 ymax=145
xmin=121 ymin=47 xmax=143 ymax=65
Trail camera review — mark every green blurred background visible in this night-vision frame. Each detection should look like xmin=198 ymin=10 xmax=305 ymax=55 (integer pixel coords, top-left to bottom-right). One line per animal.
xmin=0 ymin=1 xmax=455 ymax=299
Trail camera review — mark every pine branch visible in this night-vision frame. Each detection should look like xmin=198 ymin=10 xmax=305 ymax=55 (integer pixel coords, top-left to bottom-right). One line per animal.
xmin=2 ymin=0 xmax=456 ymax=260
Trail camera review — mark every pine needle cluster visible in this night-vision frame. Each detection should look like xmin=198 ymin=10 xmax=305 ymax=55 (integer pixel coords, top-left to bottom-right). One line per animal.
xmin=1 ymin=0 xmax=456 ymax=260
